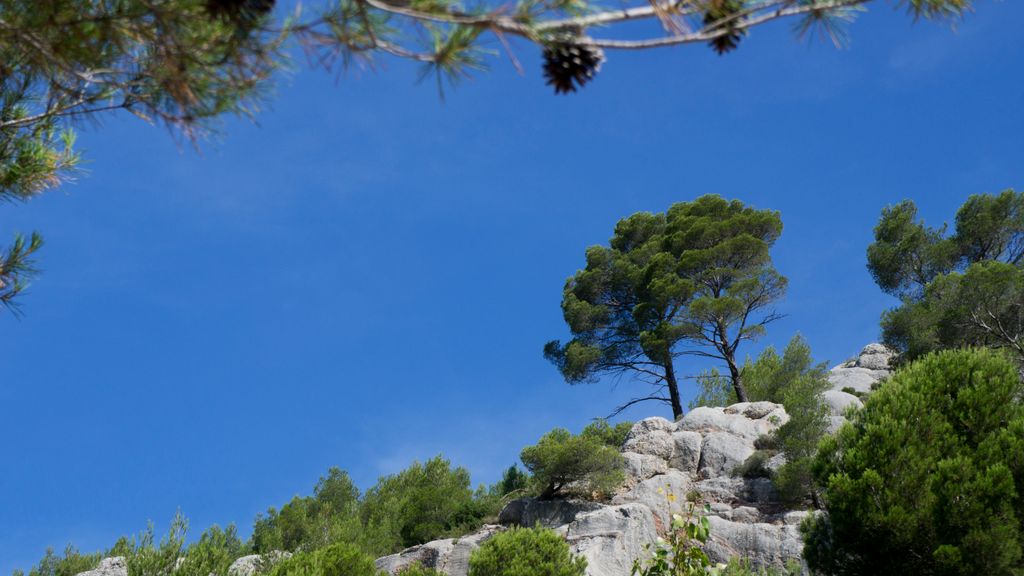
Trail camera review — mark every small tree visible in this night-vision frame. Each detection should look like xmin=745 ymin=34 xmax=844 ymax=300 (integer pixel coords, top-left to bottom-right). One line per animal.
xmin=519 ymin=427 xmax=625 ymax=499
xmin=468 ymin=527 xmax=587 ymax=576
xmin=269 ymin=542 xmax=381 ymax=576
xmin=359 ymin=456 xmax=480 ymax=554
xmin=803 ymin=348 xmax=1024 ymax=576
xmin=867 ymin=190 xmax=1024 ymax=364
xmin=545 ymin=195 xmax=786 ymax=418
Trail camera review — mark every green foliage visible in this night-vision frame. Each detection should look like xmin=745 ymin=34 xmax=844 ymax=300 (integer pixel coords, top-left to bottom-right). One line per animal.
xmin=494 ymin=465 xmax=530 ymax=498
xmin=359 ymin=456 xmax=484 ymax=555
xmin=631 ymin=502 xmax=713 ymax=576
xmin=693 ymin=335 xmax=830 ymax=505
xmin=396 ymin=564 xmax=446 ymax=576
xmin=868 ymin=190 xmax=1024 ymax=364
xmin=519 ymin=427 xmax=625 ymax=500
xmin=545 ymin=195 xmax=786 ymax=418
xmin=688 ymin=368 xmax=736 ymax=410
xmin=580 ymin=419 xmax=634 ymax=448
xmin=176 ymin=525 xmax=248 ymax=576
xmin=268 ymin=542 xmax=381 ymax=576
xmin=467 ymin=526 xmax=587 ymax=576
xmin=15 ymin=545 xmax=100 ymax=576
xmin=716 ymin=559 xmax=802 ymax=576
xmin=253 ymin=467 xmax=362 ymax=553
xmin=803 ymin=348 xmax=1024 ymax=576
xmin=0 ymin=231 xmax=43 ymax=313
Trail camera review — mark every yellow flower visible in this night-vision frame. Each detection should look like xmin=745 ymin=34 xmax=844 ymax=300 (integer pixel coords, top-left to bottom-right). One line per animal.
xmin=667 ymin=493 xmax=677 ymax=502
xmin=656 ymin=487 xmax=664 ymax=494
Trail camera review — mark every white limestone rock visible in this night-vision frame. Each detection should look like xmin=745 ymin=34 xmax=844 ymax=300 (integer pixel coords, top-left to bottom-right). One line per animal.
xmin=561 ymin=504 xmax=659 ymax=576
xmin=827 ymin=366 xmax=882 ymax=395
xmin=669 ymin=430 xmax=702 ymax=473
xmin=704 ymin=516 xmax=806 ymax=572
xmin=698 ymin=431 xmax=756 ymax=479
xmin=856 ymin=343 xmax=895 ymax=371
xmin=228 ymin=552 xmax=292 ymax=576
xmin=613 ymin=469 xmax=692 ymax=528
xmin=678 ymin=404 xmax=787 ymax=441
xmin=623 ymin=451 xmax=670 ymax=482
xmin=821 ymin=389 xmax=863 ymax=417
xmin=375 ymin=525 xmax=503 ymax=575
xmin=75 ymin=558 xmax=126 ymax=576
xmin=622 ymin=418 xmax=675 ymax=461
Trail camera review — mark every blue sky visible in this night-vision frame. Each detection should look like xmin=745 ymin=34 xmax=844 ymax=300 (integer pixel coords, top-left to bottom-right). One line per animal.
xmin=2 ymin=2 xmax=1022 ymax=572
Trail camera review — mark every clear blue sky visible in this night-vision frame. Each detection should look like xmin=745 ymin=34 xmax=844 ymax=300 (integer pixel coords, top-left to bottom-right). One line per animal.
xmin=2 ymin=2 xmax=1022 ymax=572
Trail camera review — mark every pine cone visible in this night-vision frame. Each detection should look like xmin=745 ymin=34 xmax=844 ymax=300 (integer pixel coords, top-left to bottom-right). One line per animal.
xmin=703 ymin=0 xmax=745 ymax=55
xmin=206 ymin=0 xmax=275 ymax=27
xmin=542 ymin=41 xmax=605 ymax=94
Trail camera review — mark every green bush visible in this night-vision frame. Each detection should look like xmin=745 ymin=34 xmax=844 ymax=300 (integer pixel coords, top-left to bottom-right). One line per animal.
xmin=269 ymin=542 xmax=381 ymax=576
xmin=360 ymin=456 xmax=484 ymax=554
xmin=468 ymin=527 xmax=586 ymax=576
xmin=692 ymin=335 xmax=829 ymax=505
xmin=519 ymin=427 xmax=625 ymax=500
xmin=803 ymin=348 xmax=1024 ymax=576
xmin=12 ymin=545 xmax=101 ymax=576
xmin=253 ymin=467 xmax=362 ymax=553
xmin=580 ymin=419 xmax=634 ymax=448
xmin=395 ymin=564 xmax=445 ymax=576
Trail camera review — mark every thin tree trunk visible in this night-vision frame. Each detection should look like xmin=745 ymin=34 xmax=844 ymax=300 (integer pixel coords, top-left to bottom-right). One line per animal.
xmin=664 ymin=358 xmax=684 ymax=420
xmin=726 ymin=354 xmax=749 ymax=403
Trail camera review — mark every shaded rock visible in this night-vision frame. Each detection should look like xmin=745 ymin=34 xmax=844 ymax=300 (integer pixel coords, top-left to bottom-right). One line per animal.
xmin=375 ymin=526 xmax=503 ymax=575
xmin=821 ymin=389 xmax=863 ymax=417
xmin=678 ymin=404 xmax=787 ymax=441
xmin=228 ymin=552 xmax=292 ymax=576
xmin=704 ymin=516 xmax=805 ymax=572
xmin=498 ymin=498 xmax=602 ymax=529
xmin=622 ymin=418 xmax=675 ymax=461
xmin=669 ymin=430 xmax=702 ymax=473
xmin=827 ymin=366 xmax=882 ymax=395
xmin=613 ymin=469 xmax=692 ymax=527
xmin=623 ymin=452 xmax=669 ymax=482
xmin=560 ymin=504 xmax=658 ymax=576
xmin=856 ymin=343 xmax=895 ymax=371
xmin=76 ymin=558 xmax=126 ymax=576
xmin=698 ymin=432 xmax=755 ymax=478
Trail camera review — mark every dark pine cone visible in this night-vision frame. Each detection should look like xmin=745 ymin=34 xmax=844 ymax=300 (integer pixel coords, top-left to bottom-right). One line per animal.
xmin=206 ymin=0 xmax=275 ymax=26
xmin=703 ymin=0 xmax=745 ymax=55
xmin=542 ymin=41 xmax=605 ymax=95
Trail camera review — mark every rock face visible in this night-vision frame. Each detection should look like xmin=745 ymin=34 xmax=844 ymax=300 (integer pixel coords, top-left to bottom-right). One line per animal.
xmin=374 ymin=345 xmax=896 ymax=576
xmin=375 ymin=525 xmax=504 ymax=575
xmin=228 ymin=552 xmax=292 ymax=576
xmin=377 ymin=403 xmax=804 ymax=576
xmin=76 ymin=557 xmax=126 ymax=576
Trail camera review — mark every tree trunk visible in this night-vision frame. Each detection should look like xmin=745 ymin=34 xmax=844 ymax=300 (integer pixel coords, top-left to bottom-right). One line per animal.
xmin=726 ymin=354 xmax=749 ymax=403
xmin=664 ymin=358 xmax=684 ymax=420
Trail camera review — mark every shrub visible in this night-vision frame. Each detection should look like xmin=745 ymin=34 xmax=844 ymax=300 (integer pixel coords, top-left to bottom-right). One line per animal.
xmin=269 ymin=542 xmax=380 ymax=576
xmin=253 ymin=467 xmax=362 ymax=553
xmin=396 ymin=564 xmax=445 ymax=576
xmin=468 ymin=527 xmax=586 ymax=576
xmin=580 ymin=419 xmax=634 ymax=448
xmin=803 ymin=348 xmax=1024 ymax=576
xmin=519 ymin=427 xmax=625 ymax=500
xmin=13 ymin=545 xmax=101 ymax=576
xmin=360 ymin=456 xmax=482 ymax=554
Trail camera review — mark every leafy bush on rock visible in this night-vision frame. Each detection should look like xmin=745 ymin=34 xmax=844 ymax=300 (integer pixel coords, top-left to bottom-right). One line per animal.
xmin=468 ymin=527 xmax=586 ymax=576
xmin=519 ymin=426 xmax=625 ymax=500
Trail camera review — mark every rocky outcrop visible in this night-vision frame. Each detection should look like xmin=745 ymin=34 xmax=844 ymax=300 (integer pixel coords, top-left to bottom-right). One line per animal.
xmin=375 ymin=525 xmax=503 ymax=575
xmin=227 ymin=552 xmax=292 ymax=576
xmin=374 ymin=345 xmax=897 ymax=576
xmin=76 ymin=557 xmax=126 ymax=576
xmin=377 ymin=404 xmax=803 ymax=576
